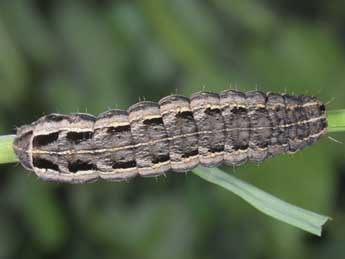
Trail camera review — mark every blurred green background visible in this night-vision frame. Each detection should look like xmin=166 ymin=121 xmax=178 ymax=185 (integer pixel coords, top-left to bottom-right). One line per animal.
xmin=0 ymin=1 xmax=345 ymax=258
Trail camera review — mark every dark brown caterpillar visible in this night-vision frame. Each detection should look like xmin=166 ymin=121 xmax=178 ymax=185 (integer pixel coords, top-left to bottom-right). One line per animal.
xmin=13 ymin=90 xmax=327 ymax=183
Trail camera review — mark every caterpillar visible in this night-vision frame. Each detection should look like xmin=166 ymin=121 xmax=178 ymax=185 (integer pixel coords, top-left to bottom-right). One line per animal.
xmin=13 ymin=90 xmax=327 ymax=183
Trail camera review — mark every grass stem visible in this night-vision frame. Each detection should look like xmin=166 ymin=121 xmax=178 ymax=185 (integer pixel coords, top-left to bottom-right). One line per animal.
xmin=0 ymin=135 xmax=17 ymax=164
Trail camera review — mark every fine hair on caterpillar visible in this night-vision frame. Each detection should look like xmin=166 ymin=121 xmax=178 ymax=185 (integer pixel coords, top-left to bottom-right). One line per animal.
xmin=13 ymin=90 xmax=327 ymax=184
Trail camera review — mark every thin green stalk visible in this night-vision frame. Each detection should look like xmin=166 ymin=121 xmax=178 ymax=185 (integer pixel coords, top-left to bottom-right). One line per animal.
xmin=0 ymin=135 xmax=17 ymax=164
xmin=327 ymin=109 xmax=345 ymax=133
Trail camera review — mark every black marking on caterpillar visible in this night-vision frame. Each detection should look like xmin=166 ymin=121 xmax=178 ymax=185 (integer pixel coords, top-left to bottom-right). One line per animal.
xmin=13 ymin=90 xmax=327 ymax=183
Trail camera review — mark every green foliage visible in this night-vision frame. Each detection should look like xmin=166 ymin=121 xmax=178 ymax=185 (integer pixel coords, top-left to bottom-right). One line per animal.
xmin=0 ymin=1 xmax=345 ymax=258
xmin=193 ymin=167 xmax=329 ymax=236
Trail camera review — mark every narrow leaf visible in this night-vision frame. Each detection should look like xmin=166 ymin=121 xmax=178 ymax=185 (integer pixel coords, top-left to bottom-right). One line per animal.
xmin=193 ymin=166 xmax=330 ymax=236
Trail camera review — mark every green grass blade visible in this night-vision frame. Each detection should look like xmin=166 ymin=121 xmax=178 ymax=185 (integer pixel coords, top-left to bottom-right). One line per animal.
xmin=193 ymin=167 xmax=330 ymax=236
xmin=327 ymin=109 xmax=345 ymax=133
xmin=0 ymin=135 xmax=18 ymax=164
